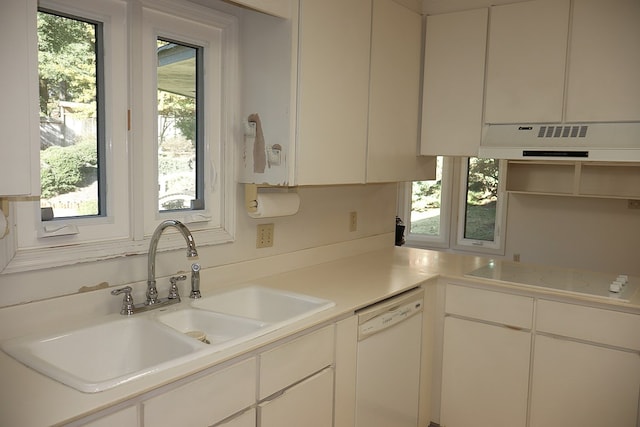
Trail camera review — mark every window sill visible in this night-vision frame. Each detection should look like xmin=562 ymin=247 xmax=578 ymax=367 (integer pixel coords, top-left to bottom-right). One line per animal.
xmin=2 ymin=228 xmax=234 ymax=274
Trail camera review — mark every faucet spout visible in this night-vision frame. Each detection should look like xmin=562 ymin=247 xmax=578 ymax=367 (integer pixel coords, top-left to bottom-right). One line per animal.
xmin=147 ymin=220 xmax=199 ymax=305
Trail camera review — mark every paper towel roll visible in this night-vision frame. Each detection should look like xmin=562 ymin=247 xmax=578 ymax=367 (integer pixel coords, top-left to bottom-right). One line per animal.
xmin=248 ymin=193 xmax=300 ymax=218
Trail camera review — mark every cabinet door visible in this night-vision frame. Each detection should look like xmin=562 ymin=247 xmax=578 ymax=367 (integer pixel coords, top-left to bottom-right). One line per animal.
xmin=484 ymin=0 xmax=570 ymax=124
xmin=367 ymin=0 xmax=435 ymax=183
xmin=295 ymin=0 xmax=371 ymax=185
xmin=565 ymin=0 xmax=640 ymax=122
xmin=421 ymin=8 xmax=487 ymax=156
xmin=143 ymin=358 xmax=256 ymax=427
xmin=214 ymin=408 xmax=255 ymax=427
xmin=530 ymin=335 xmax=640 ymax=427
xmin=0 ymin=0 xmax=40 ymax=196
xmin=258 ymin=367 xmax=334 ymax=427
xmin=440 ymin=316 xmax=530 ymax=427
xmin=83 ymin=406 xmax=139 ymax=427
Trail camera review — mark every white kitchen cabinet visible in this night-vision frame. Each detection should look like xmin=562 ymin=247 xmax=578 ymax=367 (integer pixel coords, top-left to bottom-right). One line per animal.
xmin=530 ymin=335 xmax=640 ymax=427
xmin=258 ymin=367 xmax=334 ymax=427
xmin=440 ymin=284 xmax=533 ymax=427
xmin=565 ymin=0 xmax=640 ymax=122
xmin=82 ymin=406 xmax=139 ymax=427
xmin=0 ymin=0 xmax=40 ymax=196
xmin=366 ymin=0 xmax=435 ymax=182
xmin=142 ymin=357 xmax=256 ymax=427
xmin=214 ymin=409 xmax=256 ymax=427
xmin=484 ymin=0 xmax=570 ymax=124
xmin=334 ymin=316 xmax=358 ymax=427
xmin=529 ymin=300 xmax=640 ymax=427
xmin=258 ymin=325 xmax=335 ymax=426
xmin=421 ymin=8 xmax=488 ymax=156
xmin=240 ymin=0 xmax=433 ymax=186
xmin=294 ymin=0 xmax=372 ymax=185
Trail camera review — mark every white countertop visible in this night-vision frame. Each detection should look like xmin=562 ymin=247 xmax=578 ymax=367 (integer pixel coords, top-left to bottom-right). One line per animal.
xmin=1 ymin=246 xmax=639 ymax=426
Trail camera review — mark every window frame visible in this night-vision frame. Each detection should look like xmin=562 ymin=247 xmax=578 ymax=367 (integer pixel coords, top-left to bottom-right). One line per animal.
xmin=401 ymin=156 xmax=453 ymax=249
xmin=5 ymin=0 xmax=238 ymax=273
xmin=402 ymin=156 xmax=507 ymax=256
xmin=453 ymin=158 xmax=507 ymax=255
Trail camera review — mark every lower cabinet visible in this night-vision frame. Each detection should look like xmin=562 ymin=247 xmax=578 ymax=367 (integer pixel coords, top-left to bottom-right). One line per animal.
xmin=440 ymin=316 xmax=530 ymax=427
xmin=439 ymin=283 xmax=640 ymax=427
xmin=258 ymin=367 xmax=334 ymax=427
xmin=530 ymin=299 xmax=640 ymax=427
xmin=530 ymin=335 xmax=640 ymax=427
xmin=142 ymin=357 xmax=257 ymax=427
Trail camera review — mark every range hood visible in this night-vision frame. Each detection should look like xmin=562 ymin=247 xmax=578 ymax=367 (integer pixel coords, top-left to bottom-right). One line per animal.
xmin=479 ymin=122 xmax=640 ymax=162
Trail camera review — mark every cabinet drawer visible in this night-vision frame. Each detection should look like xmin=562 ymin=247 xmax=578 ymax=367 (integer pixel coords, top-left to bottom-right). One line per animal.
xmin=536 ymin=300 xmax=640 ymax=350
xmin=445 ymin=284 xmax=533 ymax=329
xmin=143 ymin=357 xmax=256 ymax=427
xmin=258 ymin=367 xmax=334 ymax=427
xmin=259 ymin=325 xmax=334 ymax=399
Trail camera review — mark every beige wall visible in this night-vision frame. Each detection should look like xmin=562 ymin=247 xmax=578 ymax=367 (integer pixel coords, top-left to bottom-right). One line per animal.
xmin=505 ymin=193 xmax=640 ymax=275
xmin=0 ymin=183 xmax=398 ymax=307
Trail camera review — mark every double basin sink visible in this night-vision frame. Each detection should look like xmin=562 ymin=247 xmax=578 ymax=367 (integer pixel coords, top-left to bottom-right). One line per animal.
xmin=1 ymin=286 xmax=335 ymax=393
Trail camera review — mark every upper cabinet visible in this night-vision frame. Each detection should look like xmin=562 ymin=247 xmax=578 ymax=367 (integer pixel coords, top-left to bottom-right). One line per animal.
xmin=367 ymin=0 xmax=435 ymax=182
xmin=421 ymin=8 xmax=488 ymax=156
xmin=240 ymin=0 xmax=434 ymax=186
xmin=484 ymin=0 xmax=570 ymax=124
xmin=565 ymin=0 xmax=640 ymax=122
xmin=484 ymin=0 xmax=640 ymax=125
xmin=293 ymin=0 xmax=372 ymax=185
xmin=0 ymin=0 xmax=40 ymax=196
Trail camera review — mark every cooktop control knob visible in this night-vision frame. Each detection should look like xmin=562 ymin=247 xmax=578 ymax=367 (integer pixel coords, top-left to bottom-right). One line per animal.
xmin=609 ymin=281 xmax=622 ymax=293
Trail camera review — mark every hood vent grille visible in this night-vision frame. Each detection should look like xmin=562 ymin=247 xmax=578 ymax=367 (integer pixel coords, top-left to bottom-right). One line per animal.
xmin=536 ymin=125 xmax=588 ymax=138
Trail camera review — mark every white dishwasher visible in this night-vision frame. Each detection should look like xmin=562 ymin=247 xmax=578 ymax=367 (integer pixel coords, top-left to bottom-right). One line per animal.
xmin=355 ymin=287 xmax=424 ymax=427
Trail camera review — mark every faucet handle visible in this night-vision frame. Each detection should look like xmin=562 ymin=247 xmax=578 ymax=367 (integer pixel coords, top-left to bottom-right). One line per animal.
xmin=111 ymin=286 xmax=135 ymax=315
xmin=168 ymin=275 xmax=187 ymax=300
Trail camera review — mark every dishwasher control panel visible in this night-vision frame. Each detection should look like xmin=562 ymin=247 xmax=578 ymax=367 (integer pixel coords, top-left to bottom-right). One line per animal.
xmin=357 ymin=288 xmax=424 ymax=341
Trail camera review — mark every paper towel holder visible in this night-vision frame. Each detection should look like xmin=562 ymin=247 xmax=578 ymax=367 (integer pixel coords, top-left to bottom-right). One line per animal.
xmin=245 ymin=184 xmax=298 ymax=216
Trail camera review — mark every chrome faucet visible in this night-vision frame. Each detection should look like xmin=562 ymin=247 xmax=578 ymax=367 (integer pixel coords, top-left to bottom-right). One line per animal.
xmin=147 ymin=219 xmax=199 ymax=305
xmin=111 ymin=220 xmax=202 ymax=315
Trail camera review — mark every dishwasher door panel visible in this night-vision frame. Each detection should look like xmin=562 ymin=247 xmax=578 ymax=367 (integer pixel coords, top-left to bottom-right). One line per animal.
xmin=355 ymin=311 xmax=422 ymax=427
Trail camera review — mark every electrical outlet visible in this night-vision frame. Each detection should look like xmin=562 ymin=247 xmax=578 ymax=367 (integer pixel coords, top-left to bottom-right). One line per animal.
xmin=349 ymin=211 xmax=357 ymax=232
xmin=256 ymin=223 xmax=274 ymax=248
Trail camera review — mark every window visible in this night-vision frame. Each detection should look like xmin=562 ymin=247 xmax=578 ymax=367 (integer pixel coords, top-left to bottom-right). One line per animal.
xmin=156 ymin=39 xmax=202 ymax=212
xmin=9 ymin=0 xmax=237 ymax=273
xmin=37 ymin=10 xmax=104 ymax=219
xmin=402 ymin=156 xmax=506 ymax=255
xmin=456 ymin=157 xmax=506 ymax=251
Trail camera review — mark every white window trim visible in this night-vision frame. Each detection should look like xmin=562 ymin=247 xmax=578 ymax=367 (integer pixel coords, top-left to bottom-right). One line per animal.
xmin=453 ymin=158 xmax=507 ymax=255
xmin=402 ymin=156 xmax=507 ymax=257
xmin=138 ymin=1 xmax=238 ymax=245
xmin=402 ymin=156 xmax=453 ymax=249
xmin=4 ymin=0 xmax=238 ymax=274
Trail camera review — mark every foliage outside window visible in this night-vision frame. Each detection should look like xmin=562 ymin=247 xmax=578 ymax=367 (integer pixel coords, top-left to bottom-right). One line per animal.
xmin=404 ymin=156 xmax=505 ymax=254
xmin=37 ymin=10 xmax=102 ymax=218
xmin=462 ymin=157 xmax=500 ymax=242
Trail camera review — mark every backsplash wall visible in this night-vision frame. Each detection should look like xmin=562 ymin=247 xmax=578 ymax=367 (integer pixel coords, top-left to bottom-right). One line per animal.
xmin=0 ymin=183 xmax=398 ymax=308
xmin=505 ymin=193 xmax=640 ymax=275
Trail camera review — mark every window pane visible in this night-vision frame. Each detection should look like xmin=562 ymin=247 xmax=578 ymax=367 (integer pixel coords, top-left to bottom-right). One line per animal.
xmin=157 ymin=39 xmax=201 ymax=212
xmin=463 ymin=157 xmax=500 ymax=241
xmin=410 ymin=156 xmax=443 ymax=237
xmin=37 ymin=10 xmax=102 ymax=218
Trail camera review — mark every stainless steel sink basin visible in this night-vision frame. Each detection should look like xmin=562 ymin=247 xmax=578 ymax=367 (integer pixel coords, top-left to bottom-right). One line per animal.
xmin=191 ymin=285 xmax=335 ymax=324
xmin=155 ymin=308 xmax=270 ymax=349
xmin=1 ymin=316 xmax=209 ymax=393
